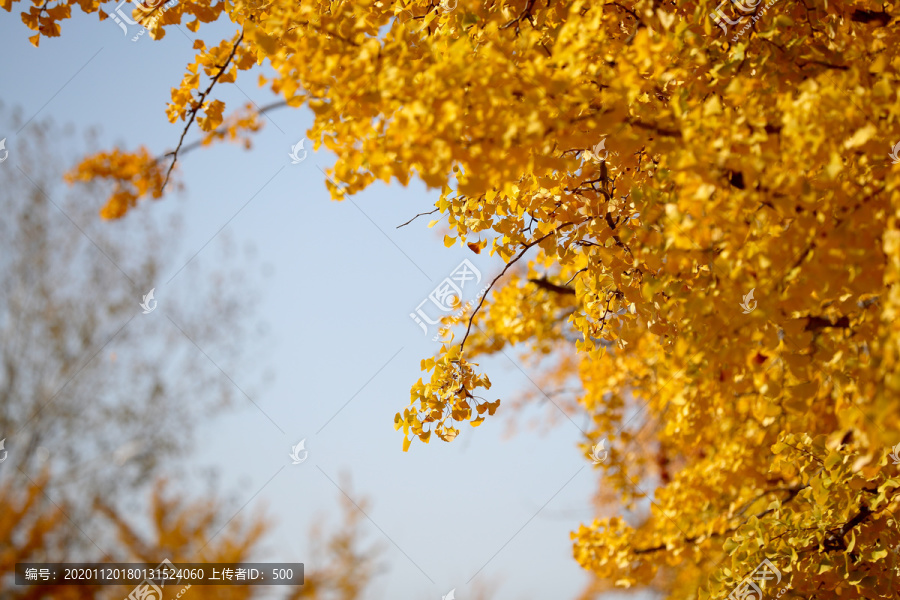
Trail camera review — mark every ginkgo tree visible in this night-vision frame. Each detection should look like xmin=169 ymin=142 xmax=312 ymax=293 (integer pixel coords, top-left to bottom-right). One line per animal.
xmin=9 ymin=0 xmax=900 ymax=597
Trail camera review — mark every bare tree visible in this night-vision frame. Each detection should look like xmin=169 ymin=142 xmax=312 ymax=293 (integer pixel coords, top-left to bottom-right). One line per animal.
xmin=0 ymin=106 xmax=262 ymax=548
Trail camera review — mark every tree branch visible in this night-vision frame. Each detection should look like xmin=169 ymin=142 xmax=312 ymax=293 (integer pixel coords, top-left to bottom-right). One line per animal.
xmin=632 ymin=485 xmax=808 ymax=556
xmin=161 ymin=31 xmax=245 ymax=191
xmin=500 ymin=0 xmax=537 ymax=30
xmin=626 ymin=118 xmax=682 ymax=138
xmin=804 ymin=315 xmax=851 ymax=332
xmin=397 ymin=208 xmax=439 ymax=229
xmin=158 ymin=99 xmax=291 ymax=163
xmin=459 ymin=225 xmax=575 ymax=353
xmin=528 ymin=277 xmax=576 ymax=295
xmin=850 ymin=8 xmax=891 ymax=26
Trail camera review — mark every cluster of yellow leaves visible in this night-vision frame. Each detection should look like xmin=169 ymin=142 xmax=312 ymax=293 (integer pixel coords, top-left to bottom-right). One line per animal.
xmin=718 ymin=433 xmax=900 ymax=599
xmin=167 ymin=34 xmax=257 ymax=129
xmin=1 ymin=471 xmax=379 ymax=599
xmin=16 ymin=1 xmax=68 ymax=46
xmin=0 ymin=471 xmax=99 ymax=600
xmin=15 ymin=0 xmax=900 ymax=597
xmin=64 ymin=146 xmax=169 ymax=219
xmin=395 ymin=345 xmax=499 ymax=451
xmin=574 ymin=433 xmax=900 ymax=598
xmin=95 ymin=479 xmax=269 ymax=599
xmin=63 ymin=30 xmax=262 ymax=218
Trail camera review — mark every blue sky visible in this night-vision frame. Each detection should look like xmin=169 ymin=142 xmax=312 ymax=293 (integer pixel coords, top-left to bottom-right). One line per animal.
xmin=0 ymin=7 xmax=622 ymax=599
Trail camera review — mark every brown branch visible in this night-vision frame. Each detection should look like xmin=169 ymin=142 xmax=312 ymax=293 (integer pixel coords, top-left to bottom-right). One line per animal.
xmin=634 ymin=484 xmax=896 ymax=574
xmin=35 ymin=0 xmax=50 ymax=27
xmin=156 ymin=99 xmax=290 ymax=164
xmin=459 ymin=225 xmax=575 ymax=353
xmin=850 ymin=8 xmax=891 ymax=26
xmin=606 ymin=2 xmax=644 ymax=45
xmin=595 ymin=293 xmax=616 ymax=339
xmin=311 ymin=23 xmax=360 ymax=46
xmin=839 ymin=504 xmax=873 ymax=538
xmin=735 ymin=485 xmax=804 ymax=518
xmin=608 ymin=1 xmax=640 ymax=21
xmin=818 ymin=503 xmax=878 ymax=553
xmin=780 ymin=441 xmax=825 ymax=465
xmin=161 ymin=31 xmax=245 ymax=190
xmin=804 ymin=315 xmax=851 ymax=332
xmin=528 ymin=277 xmax=576 ymax=295
xmin=605 ymin=211 xmax=634 ymax=259
xmin=634 ymin=539 xmax=694 ymax=555
xmin=564 ymin=268 xmax=587 ymax=287
xmin=500 ymin=0 xmax=537 ymax=30
xmin=633 ymin=486 xmax=804 ymax=555
xmin=397 ymin=208 xmax=440 ymax=229
xmin=786 ymin=240 xmax=816 ymax=274
xmin=626 ymin=119 xmax=682 ymax=138
xmin=796 ymin=59 xmax=849 ymax=71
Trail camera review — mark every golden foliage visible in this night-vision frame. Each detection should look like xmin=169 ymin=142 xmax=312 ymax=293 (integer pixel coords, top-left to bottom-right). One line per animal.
xmin=0 ymin=470 xmax=103 ymax=600
xmin=64 ymin=146 xmax=168 ymax=219
xmin=1 ymin=473 xmax=378 ymax=599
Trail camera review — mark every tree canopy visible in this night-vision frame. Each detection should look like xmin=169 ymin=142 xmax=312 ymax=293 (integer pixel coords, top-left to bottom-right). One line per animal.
xmin=8 ymin=0 xmax=900 ymax=598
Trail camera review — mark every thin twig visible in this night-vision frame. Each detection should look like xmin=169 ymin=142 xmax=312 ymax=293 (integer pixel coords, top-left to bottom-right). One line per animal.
xmin=500 ymin=0 xmax=537 ymax=29
xmin=156 ymin=99 xmax=291 ymax=164
xmin=459 ymin=225 xmax=574 ymax=353
xmin=529 ymin=277 xmax=575 ymax=295
xmin=564 ymin=268 xmax=587 ymax=287
xmin=397 ymin=208 xmax=440 ymax=229
xmin=161 ymin=31 xmax=245 ymax=190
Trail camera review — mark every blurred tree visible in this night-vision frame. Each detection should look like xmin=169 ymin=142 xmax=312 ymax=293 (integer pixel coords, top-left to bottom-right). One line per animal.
xmin=0 ymin=108 xmax=259 ymax=558
xmin=1 ymin=472 xmax=381 ymax=600
xmin=0 ymin=470 xmax=105 ymax=600
xmin=0 ymin=110 xmax=386 ymax=600
xmin=292 ymin=489 xmax=380 ymax=600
